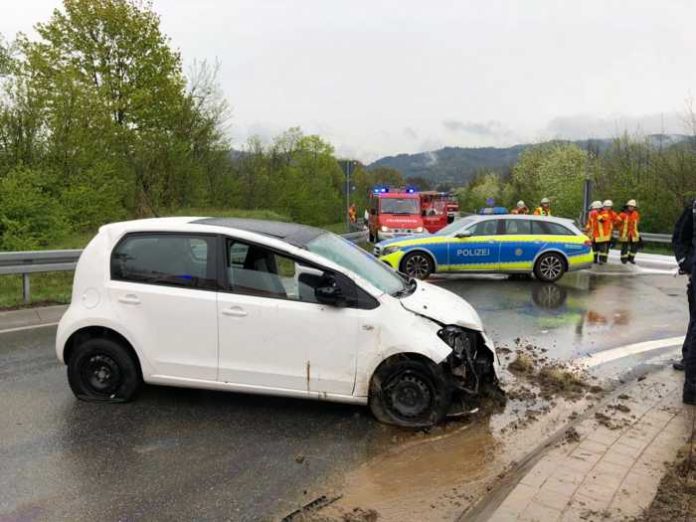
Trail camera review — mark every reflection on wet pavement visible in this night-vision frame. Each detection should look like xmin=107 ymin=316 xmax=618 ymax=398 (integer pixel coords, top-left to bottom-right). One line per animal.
xmin=434 ymin=271 xmax=687 ymax=359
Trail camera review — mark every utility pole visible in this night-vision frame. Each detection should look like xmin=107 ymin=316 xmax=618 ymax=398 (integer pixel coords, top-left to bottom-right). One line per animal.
xmin=582 ymin=140 xmax=593 ymax=226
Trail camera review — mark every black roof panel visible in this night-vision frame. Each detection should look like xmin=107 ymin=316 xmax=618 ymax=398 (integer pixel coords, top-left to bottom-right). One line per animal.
xmin=192 ymin=218 xmax=326 ymax=247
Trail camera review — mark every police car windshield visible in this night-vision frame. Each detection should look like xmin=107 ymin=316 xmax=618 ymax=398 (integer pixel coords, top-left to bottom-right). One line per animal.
xmin=306 ymin=233 xmax=406 ymax=296
xmin=435 ymin=216 xmax=478 ymax=236
xmin=380 ymin=198 xmax=420 ymax=215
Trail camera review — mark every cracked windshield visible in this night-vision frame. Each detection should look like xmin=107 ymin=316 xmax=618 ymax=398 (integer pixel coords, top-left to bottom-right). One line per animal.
xmin=1 ymin=1 xmax=696 ymax=521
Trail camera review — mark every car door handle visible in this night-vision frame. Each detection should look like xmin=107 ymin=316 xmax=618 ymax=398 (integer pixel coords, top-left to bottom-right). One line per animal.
xmin=118 ymin=294 xmax=140 ymax=305
xmin=222 ymin=306 xmax=248 ymax=317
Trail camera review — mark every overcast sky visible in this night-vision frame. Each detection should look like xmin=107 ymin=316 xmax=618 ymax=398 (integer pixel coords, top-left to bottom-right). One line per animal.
xmin=2 ymin=0 xmax=696 ymax=161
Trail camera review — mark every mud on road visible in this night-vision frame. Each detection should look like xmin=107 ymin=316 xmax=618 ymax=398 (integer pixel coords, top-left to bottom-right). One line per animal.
xmin=287 ymin=342 xmax=610 ymax=521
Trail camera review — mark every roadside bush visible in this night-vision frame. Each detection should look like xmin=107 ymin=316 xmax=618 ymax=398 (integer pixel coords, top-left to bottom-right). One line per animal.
xmin=0 ymin=167 xmax=68 ymax=250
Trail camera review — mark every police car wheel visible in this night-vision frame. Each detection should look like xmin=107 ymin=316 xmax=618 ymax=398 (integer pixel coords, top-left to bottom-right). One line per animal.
xmin=401 ymin=251 xmax=433 ymax=280
xmin=534 ymin=253 xmax=566 ymax=282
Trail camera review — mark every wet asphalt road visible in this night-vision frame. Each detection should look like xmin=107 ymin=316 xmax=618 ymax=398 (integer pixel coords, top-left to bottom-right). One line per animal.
xmin=0 ymin=271 xmax=688 ymax=521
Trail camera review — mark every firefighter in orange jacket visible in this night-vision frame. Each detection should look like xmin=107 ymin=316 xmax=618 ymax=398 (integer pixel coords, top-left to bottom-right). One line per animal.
xmin=585 ymin=200 xmax=602 ymax=263
xmin=595 ymin=200 xmax=617 ymax=264
xmin=533 ymin=197 xmax=552 ymax=216
xmin=617 ymin=199 xmax=640 ymax=264
xmin=348 ymin=203 xmax=357 ymax=224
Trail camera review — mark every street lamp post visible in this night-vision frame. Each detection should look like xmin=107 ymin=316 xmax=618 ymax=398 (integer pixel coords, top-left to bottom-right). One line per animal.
xmin=343 ymin=160 xmax=356 ymax=231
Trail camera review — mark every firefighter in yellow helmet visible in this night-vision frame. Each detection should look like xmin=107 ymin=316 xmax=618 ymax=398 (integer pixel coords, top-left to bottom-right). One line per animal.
xmin=533 ymin=197 xmax=552 ymax=216
xmin=616 ymin=199 xmax=640 ymax=264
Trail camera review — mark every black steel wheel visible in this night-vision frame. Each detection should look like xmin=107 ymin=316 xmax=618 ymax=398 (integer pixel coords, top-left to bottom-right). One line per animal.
xmin=369 ymin=359 xmax=451 ymax=427
xmin=534 ymin=253 xmax=566 ymax=283
xmin=68 ymin=337 xmax=141 ymax=402
xmin=400 ymin=251 xmax=434 ymax=280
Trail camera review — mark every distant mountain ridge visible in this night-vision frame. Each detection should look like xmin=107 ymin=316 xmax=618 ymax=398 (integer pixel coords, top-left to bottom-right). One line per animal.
xmin=368 ymin=134 xmax=690 ymax=186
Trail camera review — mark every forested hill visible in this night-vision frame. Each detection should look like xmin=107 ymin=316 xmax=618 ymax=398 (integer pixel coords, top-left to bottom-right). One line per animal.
xmin=368 ymin=135 xmax=689 ymax=185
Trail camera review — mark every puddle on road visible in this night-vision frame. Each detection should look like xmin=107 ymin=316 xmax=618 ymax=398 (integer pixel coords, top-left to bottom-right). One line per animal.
xmin=310 ymin=394 xmax=592 ymax=521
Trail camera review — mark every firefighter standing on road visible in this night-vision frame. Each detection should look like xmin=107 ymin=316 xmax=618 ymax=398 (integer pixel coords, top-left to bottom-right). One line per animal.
xmin=595 ymin=200 xmax=616 ymax=264
xmin=533 ymin=197 xmax=552 ymax=216
xmin=671 ymin=198 xmax=696 ymax=405
xmin=348 ymin=203 xmax=357 ymax=225
xmin=585 ymin=200 xmax=602 ymax=263
xmin=617 ymin=200 xmax=640 ymax=264
xmin=511 ymin=201 xmax=529 ymax=215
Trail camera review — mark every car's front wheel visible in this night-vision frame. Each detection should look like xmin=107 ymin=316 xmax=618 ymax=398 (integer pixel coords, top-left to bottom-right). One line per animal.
xmin=401 ymin=251 xmax=434 ymax=280
xmin=369 ymin=359 xmax=451 ymax=428
xmin=534 ymin=252 xmax=566 ymax=282
xmin=68 ymin=338 xmax=142 ymax=402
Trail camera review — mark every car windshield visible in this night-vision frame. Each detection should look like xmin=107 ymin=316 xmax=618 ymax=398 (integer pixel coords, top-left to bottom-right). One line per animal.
xmin=306 ymin=232 xmax=407 ymax=296
xmin=379 ymin=198 xmax=420 ymax=215
xmin=435 ymin=216 xmax=478 ymax=236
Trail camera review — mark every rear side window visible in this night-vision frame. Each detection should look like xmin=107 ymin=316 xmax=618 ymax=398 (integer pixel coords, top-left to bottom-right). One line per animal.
xmin=111 ymin=234 xmax=217 ymax=290
xmin=503 ymin=219 xmax=532 ymax=235
xmin=531 ymin=221 xmax=575 ymax=236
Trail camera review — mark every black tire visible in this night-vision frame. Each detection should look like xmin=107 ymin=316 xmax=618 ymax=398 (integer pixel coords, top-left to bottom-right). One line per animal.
xmin=400 ymin=251 xmax=434 ymax=280
xmin=369 ymin=359 xmax=451 ymax=428
xmin=67 ymin=338 xmax=142 ymax=402
xmin=534 ymin=252 xmax=566 ymax=283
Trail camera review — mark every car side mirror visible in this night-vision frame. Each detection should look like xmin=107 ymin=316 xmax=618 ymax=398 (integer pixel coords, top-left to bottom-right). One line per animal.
xmin=315 ymin=275 xmax=346 ymax=306
xmin=455 ymin=230 xmax=473 ymax=239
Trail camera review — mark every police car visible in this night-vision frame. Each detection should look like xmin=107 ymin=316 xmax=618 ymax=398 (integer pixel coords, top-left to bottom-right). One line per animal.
xmin=374 ymin=214 xmax=593 ymax=282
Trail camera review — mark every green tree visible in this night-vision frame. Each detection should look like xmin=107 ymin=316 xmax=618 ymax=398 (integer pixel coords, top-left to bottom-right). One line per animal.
xmin=511 ymin=143 xmax=588 ymax=219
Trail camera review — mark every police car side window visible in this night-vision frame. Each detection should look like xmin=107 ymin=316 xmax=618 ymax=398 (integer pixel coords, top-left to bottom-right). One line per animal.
xmin=470 ymin=220 xmax=498 ymax=236
xmin=504 ymin=219 xmax=532 ymax=235
xmin=531 ymin=221 xmax=574 ymax=235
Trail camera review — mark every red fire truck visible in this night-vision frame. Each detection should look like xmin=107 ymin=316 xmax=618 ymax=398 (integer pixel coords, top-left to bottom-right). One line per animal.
xmin=419 ymin=192 xmax=459 ymax=233
xmin=368 ymin=187 xmax=425 ymax=243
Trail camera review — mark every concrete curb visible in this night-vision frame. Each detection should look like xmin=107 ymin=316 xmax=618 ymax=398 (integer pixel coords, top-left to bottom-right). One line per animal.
xmin=0 ymin=304 xmax=67 ymax=331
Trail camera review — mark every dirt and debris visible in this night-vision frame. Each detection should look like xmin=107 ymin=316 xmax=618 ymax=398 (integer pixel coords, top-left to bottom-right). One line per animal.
xmin=618 ymin=394 xmax=631 ymax=400
xmin=295 ymin=455 xmax=306 ymax=464
xmin=564 ymin=426 xmax=581 ymax=444
xmin=637 ymin=443 xmax=696 ymax=521
xmin=607 ymin=403 xmax=631 ymax=414
xmin=339 ymin=507 xmax=380 ymax=522
xmin=505 ymin=342 xmax=593 ymax=402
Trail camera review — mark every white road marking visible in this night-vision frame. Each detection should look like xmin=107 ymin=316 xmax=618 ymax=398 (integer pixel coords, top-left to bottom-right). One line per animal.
xmin=0 ymin=322 xmax=59 ymax=335
xmin=581 ymin=336 xmax=684 ymax=367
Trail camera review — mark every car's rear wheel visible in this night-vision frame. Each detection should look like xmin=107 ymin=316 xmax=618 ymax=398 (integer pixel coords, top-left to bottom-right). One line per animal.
xmin=534 ymin=252 xmax=566 ymax=282
xmin=401 ymin=251 xmax=434 ymax=280
xmin=369 ymin=359 xmax=451 ymax=428
xmin=68 ymin=338 xmax=142 ymax=402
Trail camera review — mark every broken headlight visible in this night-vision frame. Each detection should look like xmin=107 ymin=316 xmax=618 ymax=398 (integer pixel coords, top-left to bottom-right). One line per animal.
xmin=438 ymin=325 xmax=477 ymax=359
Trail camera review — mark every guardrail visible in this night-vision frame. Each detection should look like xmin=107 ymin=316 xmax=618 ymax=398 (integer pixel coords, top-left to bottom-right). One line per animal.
xmin=0 ymin=230 xmax=368 ymax=304
xmin=640 ymin=233 xmax=671 ymax=244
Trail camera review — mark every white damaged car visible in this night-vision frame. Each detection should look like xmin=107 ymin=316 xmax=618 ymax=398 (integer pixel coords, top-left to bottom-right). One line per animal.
xmin=56 ymin=218 xmax=502 ymax=427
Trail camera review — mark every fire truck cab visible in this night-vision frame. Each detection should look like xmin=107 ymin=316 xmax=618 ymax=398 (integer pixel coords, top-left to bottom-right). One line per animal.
xmin=368 ymin=187 xmax=425 ymax=243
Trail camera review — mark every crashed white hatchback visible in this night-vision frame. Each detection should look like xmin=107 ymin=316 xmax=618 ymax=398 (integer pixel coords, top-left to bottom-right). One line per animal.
xmin=56 ymin=217 xmax=502 ymax=427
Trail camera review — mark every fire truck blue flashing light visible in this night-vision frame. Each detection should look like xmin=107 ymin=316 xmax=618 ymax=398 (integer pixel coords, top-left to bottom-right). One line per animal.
xmin=372 ymin=186 xmax=389 ymax=194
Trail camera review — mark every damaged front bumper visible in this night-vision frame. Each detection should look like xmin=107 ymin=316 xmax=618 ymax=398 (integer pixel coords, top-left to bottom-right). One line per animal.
xmin=437 ymin=325 xmax=505 ymax=414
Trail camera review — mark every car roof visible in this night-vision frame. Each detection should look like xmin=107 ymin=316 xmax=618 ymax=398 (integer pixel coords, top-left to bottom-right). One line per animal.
xmin=466 ymin=214 xmax=576 ymax=225
xmin=192 ymin=217 xmax=327 ymax=247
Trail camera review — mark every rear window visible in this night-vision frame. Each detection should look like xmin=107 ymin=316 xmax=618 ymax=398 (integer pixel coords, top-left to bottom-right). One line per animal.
xmin=111 ymin=233 xmax=217 ymax=290
xmin=531 ymin=221 xmax=575 ymax=236
xmin=503 ymin=219 xmax=532 ymax=235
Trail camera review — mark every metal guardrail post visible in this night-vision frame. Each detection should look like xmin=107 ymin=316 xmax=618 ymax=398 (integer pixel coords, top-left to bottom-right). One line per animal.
xmin=22 ymin=273 xmax=30 ymax=304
